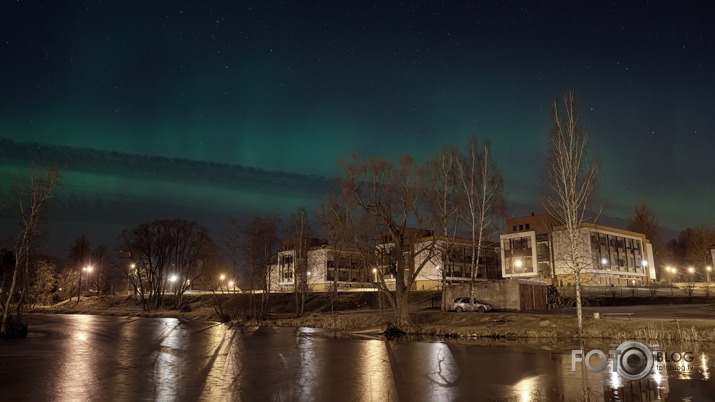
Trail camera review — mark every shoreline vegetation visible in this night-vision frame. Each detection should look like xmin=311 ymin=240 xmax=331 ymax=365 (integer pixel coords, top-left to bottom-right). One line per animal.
xmin=29 ymin=291 xmax=715 ymax=344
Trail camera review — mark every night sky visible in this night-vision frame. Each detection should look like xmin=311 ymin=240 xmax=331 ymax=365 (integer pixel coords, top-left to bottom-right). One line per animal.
xmin=1 ymin=1 xmax=713 ymax=255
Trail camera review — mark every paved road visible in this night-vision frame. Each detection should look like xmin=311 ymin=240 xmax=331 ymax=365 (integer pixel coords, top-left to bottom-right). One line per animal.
xmin=530 ymin=303 xmax=715 ymax=320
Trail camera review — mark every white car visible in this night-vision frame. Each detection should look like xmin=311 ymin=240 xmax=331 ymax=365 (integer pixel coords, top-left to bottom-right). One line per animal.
xmin=452 ymin=297 xmax=493 ymax=312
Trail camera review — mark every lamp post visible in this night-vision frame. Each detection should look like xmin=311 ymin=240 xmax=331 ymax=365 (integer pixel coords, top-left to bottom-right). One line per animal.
xmin=666 ymin=267 xmax=674 ymax=296
xmin=82 ymin=266 xmax=93 ymax=292
xmin=128 ymin=263 xmax=136 ymax=295
xmin=707 ymin=266 xmax=712 ymax=283
xmin=169 ymin=274 xmax=178 ymax=294
xmin=219 ymin=274 xmax=225 ymax=293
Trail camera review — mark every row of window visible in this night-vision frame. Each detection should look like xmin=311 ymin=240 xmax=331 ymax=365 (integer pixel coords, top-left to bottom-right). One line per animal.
xmin=511 ymin=223 xmax=531 ymax=231
xmin=590 ymin=233 xmax=646 ymax=273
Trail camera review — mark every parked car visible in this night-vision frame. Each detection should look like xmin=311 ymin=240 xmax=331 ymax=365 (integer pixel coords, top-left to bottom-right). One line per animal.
xmin=452 ymin=297 xmax=493 ymax=313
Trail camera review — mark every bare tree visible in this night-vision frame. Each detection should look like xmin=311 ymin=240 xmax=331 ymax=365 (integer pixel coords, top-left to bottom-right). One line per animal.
xmin=119 ymin=219 xmax=215 ymax=311
xmin=168 ymin=220 xmax=214 ymax=307
xmin=455 ymin=138 xmax=506 ymax=311
xmin=1 ymin=166 xmax=60 ymax=336
xmin=340 ymin=154 xmax=437 ymax=331
xmin=240 ymin=216 xmax=280 ymax=319
xmin=13 ymin=254 xmax=56 ymax=309
xmin=543 ymin=91 xmax=598 ymax=337
xmin=683 ymin=227 xmax=715 ymax=269
xmin=627 ymin=202 xmax=663 ymax=278
xmin=219 ymin=218 xmax=242 ymax=288
xmin=290 ymin=207 xmax=311 ymax=316
xmin=65 ymin=235 xmax=91 ymax=303
xmin=424 ymin=146 xmax=461 ymax=312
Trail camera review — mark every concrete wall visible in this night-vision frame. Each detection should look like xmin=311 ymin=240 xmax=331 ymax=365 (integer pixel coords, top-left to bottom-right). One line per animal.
xmin=446 ymin=280 xmax=519 ymax=310
xmin=446 ymin=279 xmax=548 ymax=310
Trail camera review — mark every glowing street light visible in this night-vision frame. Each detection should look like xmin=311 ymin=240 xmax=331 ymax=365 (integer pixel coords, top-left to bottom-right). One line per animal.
xmin=666 ymin=267 xmax=675 ymax=296
xmin=82 ymin=266 xmax=93 ymax=292
xmin=128 ymin=263 xmax=136 ymax=295
xmin=707 ymin=266 xmax=712 ymax=282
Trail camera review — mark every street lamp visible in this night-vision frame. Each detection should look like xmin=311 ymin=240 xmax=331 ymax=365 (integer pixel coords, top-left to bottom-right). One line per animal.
xmin=169 ymin=274 xmax=178 ymax=294
xmin=707 ymin=266 xmax=712 ymax=282
xmin=666 ymin=267 xmax=674 ymax=296
xmin=83 ymin=266 xmax=93 ymax=292
xmin=127 ymin=263 xmax=136 ymax=295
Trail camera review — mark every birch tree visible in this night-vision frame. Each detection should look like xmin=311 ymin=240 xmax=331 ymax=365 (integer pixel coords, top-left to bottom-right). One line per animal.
xmin=455 ymin=138 xmax=506 ymax=311
xmin=543 ymin=91 xmax=598 ymax=337
xmin=1 ymin=165 xmax=60 ymax=337
xmin=424 ymin=146 xmax=461 ymax=312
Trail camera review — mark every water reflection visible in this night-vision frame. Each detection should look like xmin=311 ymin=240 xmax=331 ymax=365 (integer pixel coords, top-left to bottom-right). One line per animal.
xmin=358 ymin=340 xmax=395 ymax=401
xmin=1 ymin=315 xmax=714 ymax=401
xmin=55 ymin=315 xmax=101 ymax=402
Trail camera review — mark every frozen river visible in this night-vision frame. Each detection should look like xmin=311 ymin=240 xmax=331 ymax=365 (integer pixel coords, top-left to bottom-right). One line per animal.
xmin=0 ymin=314 xmax=713 ymax=401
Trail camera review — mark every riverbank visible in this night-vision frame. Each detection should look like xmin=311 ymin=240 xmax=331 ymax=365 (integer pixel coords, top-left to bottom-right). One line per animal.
xmin=30 ymin=292 xmax=715 ymax=343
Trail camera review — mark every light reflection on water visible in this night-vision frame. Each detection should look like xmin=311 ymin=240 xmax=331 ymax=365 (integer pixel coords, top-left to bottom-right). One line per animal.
xmin=1 ymin=314 xmax=714 ymax=401
xmin=55 ymin=315 xmax=100 ymax=402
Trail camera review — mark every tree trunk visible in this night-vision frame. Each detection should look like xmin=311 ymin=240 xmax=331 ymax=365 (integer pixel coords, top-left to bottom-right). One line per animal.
xmin=393 ymin=289 xmax=414 ymax=331
xmin=575 ymin=272 xmax=583 ymax=337
xmin=0 ymin=263 xmax=20 ymax=335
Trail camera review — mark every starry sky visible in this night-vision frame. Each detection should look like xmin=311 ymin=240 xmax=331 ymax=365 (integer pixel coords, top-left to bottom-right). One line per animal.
xmin=1 ymin=1 xmax=713 ymax=255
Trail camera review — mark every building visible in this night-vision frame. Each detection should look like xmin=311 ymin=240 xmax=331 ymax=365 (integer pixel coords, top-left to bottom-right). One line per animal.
xmin=269 ymin=230 xmax=501 ymax=292
xmin=377 ymin=229 xmax=501 ymax=291
xmin=271 ymin=238 xmax=374 ymax=292
xmin=500 ymin=214 xmax=656 ymax=287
